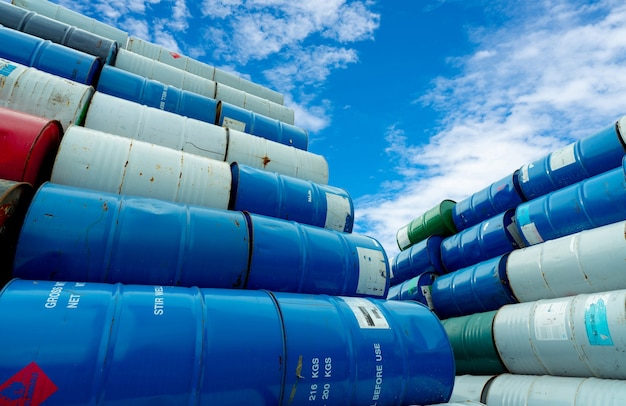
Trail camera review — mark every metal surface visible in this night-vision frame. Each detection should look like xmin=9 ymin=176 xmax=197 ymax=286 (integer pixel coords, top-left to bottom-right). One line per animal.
xmin=518 ymin=119 xmax=626 ymax=200
xmin=0 ymin=106 xmax=62 ymax=186
xmin=0 ymin=58 xmax=94 ymax=129
xmin=215 ymin=82 xmax=294 ymax=124
xmin=507 ymin=220 xmax=626 ymax=302
xmin=246 ymin=212 xmax=389 ymax=297
xmin=84 ymin=92 xmax=227 ymax=162
xmin=225 ymin=127 xmax=329 ymax=185
xmin=449 ymin=375 xmax=495 ymax=402
xmin=12 ymin=0 xmax=129 ymax=47
xmin=493 ymin=290 xmax=626 ymax=379
xmin=96 ymin=64 xmax=218 ymax=125
xmin=0 ymin=180 xmax=33 ymax=286
xmin=432 ymin=255 xmax=517 ymax=319
xmin=441 ymin=210 xmax=518 ymax=273
xmin=441 ymin=311 xmax=508 ymax=376
xmin=452 ymin=171 xmax=524 ymax=232
xmin=125 ymin=36 xmax=284 ymax=104
xmin=514 ymin=165 xmax=626 ymax=246
xmin=0 ymin=1 xmax=118 ymax=64
xmin=390 ymin=235 xmax=444 ymax=286
xmin=386 ymin=271 xmax=437 ymax=307
xmin=0 ymin=279 xmax=455 ymax=405
xmin=230 ymin=163 xmax=354 ymax=232
xmin=396 ymin=199 xmax=457 ymax=251
xmin=218 ymin=100 xmax=308 ymax=150
xmin=51 ymin=126 xmax=232 ymax=209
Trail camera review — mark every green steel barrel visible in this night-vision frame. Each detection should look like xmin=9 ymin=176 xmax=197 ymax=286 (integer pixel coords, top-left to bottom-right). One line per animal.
xmin=441 ymin=310 xmax=507 ymax=375
xmin=396 ymin=199 xmax=457 ymax=251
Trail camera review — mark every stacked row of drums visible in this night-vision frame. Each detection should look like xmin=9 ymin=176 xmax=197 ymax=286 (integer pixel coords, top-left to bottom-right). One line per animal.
xmin=0 ymin=0 xmax=468 ymax=405
xmin=391 ymin=113 xmax=626 ymax=403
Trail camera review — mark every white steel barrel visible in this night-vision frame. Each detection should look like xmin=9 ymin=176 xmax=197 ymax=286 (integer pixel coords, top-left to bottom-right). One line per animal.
xmin=84 ymin=92 xmax=227 ymax=161
xmin=0 ymin=58 xmax=93 ymax=129
xmin=507 ymin=221 xmax=626 ymax=302
xmin=215 ymin=83 xmax=294 ymax=124
xmin=114 ymin=49 xmax=217 ymax=99
xmin=450 ymin=375 xmax=494 ymax=402
xmin=493 ymin=290 xmax=626 ymax=379
xmin=226 ymin=128 xmax=329 ymax=184
xmin=484 ymin=374 xmax=626 ymax=406
xmin=12 ymin=0 xmax=128 ymax=47
xmin=51 ymin=126 xmax=231 ymax=209
xmin=125 ymin=36 xmax=284 ymax=105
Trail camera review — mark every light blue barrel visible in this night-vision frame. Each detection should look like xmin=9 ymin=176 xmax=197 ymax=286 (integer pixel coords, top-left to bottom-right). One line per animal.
xmin=441 ymin=209 xmax=518 ymax=273
xmin=218 ymin=101 xmax=308 ymax=150
xmin=0 ymin=1 xmax=118 ymax=64
xmin=452 ymin=171 xmax=524 ymax=232
xmin=517 ymin=120 xmax=626 ymax=200
xmin=245 ymin=212 xmax=388 ymax=297
xmin=515 ymin=163 xmax=626 ymax=246
xmin=390 ymin=235 xmax=444 ymax=286
xmin=0 ymin=279 xmax=455 ymax=405
xmin=230 ymin=163 xmax=354 ymax=233
xmin=431 ymin=255 xmax=517 ymax=319
xmin=96 ymin=64 xmax=217 ymax=124
xmin=386 ymin=271 xmax=437 ymax=307
xmin=0 ymin=24 xmax=101 ymax=84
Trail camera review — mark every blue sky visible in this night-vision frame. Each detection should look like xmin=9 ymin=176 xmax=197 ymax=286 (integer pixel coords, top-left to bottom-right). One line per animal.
xmin=19 ymin=0 xmax=626 ymax=257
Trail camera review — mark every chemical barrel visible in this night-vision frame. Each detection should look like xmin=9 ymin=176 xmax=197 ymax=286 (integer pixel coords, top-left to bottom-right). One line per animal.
xmin=514 ymin=163 xmax=626 ymax=246
xmin=386 ymin=271 xmax=437 ymax=307
xmin=114 ymin=49 xmax=217 ymax=99
xmin=125 ymin=35 xmax=284 ymax=105
xmin=390 ymin=235 xmax=444 ymax=286
xmin=0 ymin=180 xmax=33 ymax=286
xmin=484 ymin=374 xmax=626 ymax=406
xmin=493 ymin=290 xmax=626 ymax=379
xmin=96 ymin=65 xmax=217 ymax=125
xmin=441 ymin=311 xmax=508 ymax=376
xmin=449 ymin=375 xmax=495 ymax=403
xmin=0 ymin=25 xmax=101 ymax=85
xmin=441 ymin=210 xmax=518 ymax=273
xmin=50 ymin=126 xmax=232 ymax=209
xmin=517 ymin=119 xmax=626 ymax=200
xmin=215 ymin=82 xmax=294 ymax=125
xmin=11 ymin=0 xmax=128 ymax=48
xmin=0 ymin=107 xmax=62 ymax=186
xmin=218 ymin=100 xmax=308 ymax=150
xmin=507 ymin=220 xmax=626 ymax=302
xmin=230 ymin=163 xmax=353 ymax=232
xmin=245 ymin=212 xmax=388 ymax=297
xmin=226 ymin=128 xmax=329 ymax=185
xmin=396 ymin=199 xmax=457 ymax=251
xmin=0 ymin=2 xmax=118 ymax=64
xmin=0 ymin=279 xmax=455 ymax=405
xmin=452 ymin=171 xmax=524 ymax=232
xmin=432 ymin=255 xmax=517 ymax=319
xmin=0 ymin=58 xmax=94 ymax=129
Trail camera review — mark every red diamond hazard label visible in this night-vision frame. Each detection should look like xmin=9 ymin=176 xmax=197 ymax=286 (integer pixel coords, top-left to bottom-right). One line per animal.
xmin=169 ymin=51 xmax=182 ymax=59
xmin=0 ymin=362 xmax=58 ymax=405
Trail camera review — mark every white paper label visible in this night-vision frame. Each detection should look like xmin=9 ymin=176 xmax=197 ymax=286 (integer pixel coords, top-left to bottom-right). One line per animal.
xmin=356 ymin=247 xmax=387 ymax=297
xmin=534 ymin=301 xmax=568 ymax=341
xmin=549 ymin=144 xmax=576 ymax=171
xmin=421 ymin=285 xmax=434 ymax=309
xmin=520 ymin=164 xmax=530 ymax=183
xmin=341 ymin=297 xmax=390 ymax=329
xmin=521 ymin=222 xmax=544 ymax=245
xmin=222 ymin=116 xmax=246 ymax=132
xmin=396 ymin=226 xmax=411 ymax=250
xmin=324 ymin=192 xmax=350 ymax=231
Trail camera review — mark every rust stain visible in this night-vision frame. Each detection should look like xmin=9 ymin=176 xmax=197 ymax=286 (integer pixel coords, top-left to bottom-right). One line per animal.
xmin=139 ymin=172 xmax=143 ymax=176
xmin=150 ymin=177 xmax=154 ymax=182
xmin=124 ymin=160 xmax=129 ymax=168
xmin=262 ymin=156 xmax=271 ymax=167
xmin=103 ymin=202 xmax=108 ymax=212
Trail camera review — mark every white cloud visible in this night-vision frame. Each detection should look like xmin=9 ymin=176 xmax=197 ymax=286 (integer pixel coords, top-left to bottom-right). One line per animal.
xmin=356 ymin=0 xmax=626 ymax=258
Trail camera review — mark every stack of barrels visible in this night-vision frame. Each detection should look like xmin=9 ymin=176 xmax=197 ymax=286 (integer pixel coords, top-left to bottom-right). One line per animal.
xmin=0 ymin=0 xmax=464 ymax=405
xmin=392 ymin=112 xmax=626 ymax=403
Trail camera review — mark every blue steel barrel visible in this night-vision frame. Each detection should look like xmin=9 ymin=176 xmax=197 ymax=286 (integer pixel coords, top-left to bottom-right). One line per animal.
xmin=517 ymin=120 xmax=626 ymax=200
xmin=96 ymin=65 xmax=217 ymax=124
xmin=245 ymin=212 xmax=388 ymax=297
xmin=218 ymin=101 xmax=308 ymax=150
xmin=0 ymin=1 xmax=118 ymax=64
xmin=230 ymin=163 xmax=354 ymax=233
xmin=390 ymin=235 xmax=444 ymax=286
xmin=452 ymin=171 xmax=524 ymax=232
xmin=0 ymin=279 xmax=455 ymax=405
xmin=0 ymin=25 xmax=100 ymax=85
xmin=515 ymin=163 xmax=626 ymax=246
xmin=386 ymin=271 xmax=437 ymax=307
xmin=441 ymin=209 xmax=518 ymax=273
xmin=431 ymin=255 xmax=517 ymax=319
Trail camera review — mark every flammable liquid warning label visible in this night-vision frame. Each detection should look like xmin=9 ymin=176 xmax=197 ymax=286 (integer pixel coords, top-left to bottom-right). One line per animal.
xmin=0 ymin=362 xmax=57 ymax=406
